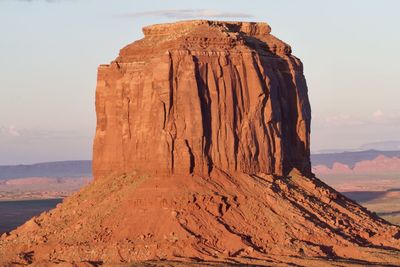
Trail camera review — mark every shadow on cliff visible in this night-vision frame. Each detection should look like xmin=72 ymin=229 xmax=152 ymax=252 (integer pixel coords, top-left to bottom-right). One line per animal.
xmin=241 ymin=33 xmax=312 ymax=177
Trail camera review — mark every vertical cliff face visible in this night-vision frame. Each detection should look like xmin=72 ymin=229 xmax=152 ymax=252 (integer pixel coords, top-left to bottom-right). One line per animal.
xmin=93 ymin=20 xmax=311 ymax=179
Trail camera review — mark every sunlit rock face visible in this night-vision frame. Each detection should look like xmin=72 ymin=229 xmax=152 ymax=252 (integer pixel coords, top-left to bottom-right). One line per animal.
xmin=93 ymin=20 xmax=311 ymax=179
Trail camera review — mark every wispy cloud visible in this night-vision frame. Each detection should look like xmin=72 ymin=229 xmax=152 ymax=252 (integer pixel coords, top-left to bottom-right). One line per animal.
xmin=372 ymin=109 xmax=384 ymax=120
xmin=0 ymin=125 xmax=89 ymax=141
xmin=120 ymin=9 xmax=253 ymax=19
xmin=14 ymin=0 xmax=68 ymax=2
xmin=314 ymin=110 xmax=400 ymax=129
xmin=0 ymin=125 xmax=20 ymax=137
xmin=320 ymin=114 xmax=366 ymax=127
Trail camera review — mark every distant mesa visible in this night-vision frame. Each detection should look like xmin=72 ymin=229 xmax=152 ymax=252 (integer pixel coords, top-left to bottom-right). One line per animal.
xmin=312 ymin=150 xmax=400 ymax=174
xmin=1 ymin=20 xmax=399 ymax=266
xmin=0 ymin=160 xmax=92 ymax=179
xmin=0 ymin=161 xmax=93 ymax=201
xmin=359 ymin=140 xmax=400 ymax=151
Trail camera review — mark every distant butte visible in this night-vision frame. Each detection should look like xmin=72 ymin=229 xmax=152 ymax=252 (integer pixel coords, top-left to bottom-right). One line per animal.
xmin=1 ymin=20 xmax=399 ymax=266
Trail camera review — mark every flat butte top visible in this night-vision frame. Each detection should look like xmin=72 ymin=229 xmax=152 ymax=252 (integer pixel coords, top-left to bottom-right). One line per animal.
xmin=116 ymin=20 xmax=293 ymax=62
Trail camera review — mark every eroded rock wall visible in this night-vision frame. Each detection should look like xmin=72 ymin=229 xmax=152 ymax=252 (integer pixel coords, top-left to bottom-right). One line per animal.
xmin=93 ymin=20 xmax=311 ymax=178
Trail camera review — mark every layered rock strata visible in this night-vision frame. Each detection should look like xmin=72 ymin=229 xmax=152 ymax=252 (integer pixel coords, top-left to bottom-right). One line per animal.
xmin=93 ymin=20 xmax=311 ymax=179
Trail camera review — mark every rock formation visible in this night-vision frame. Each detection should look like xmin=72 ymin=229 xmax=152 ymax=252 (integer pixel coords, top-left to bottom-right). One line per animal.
xmin=93 ymin=20 xmax=311 ymax=179
xmin=1 ymin=20 xmax=400 ymax=266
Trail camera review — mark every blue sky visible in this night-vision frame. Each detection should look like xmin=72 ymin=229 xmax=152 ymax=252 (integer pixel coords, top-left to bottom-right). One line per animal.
xmin=1 ymin=0 xmax=400 ymax=164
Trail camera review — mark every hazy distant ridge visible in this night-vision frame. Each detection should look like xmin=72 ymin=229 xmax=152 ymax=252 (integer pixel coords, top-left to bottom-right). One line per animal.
xmin=311 ymin=150 xmax=400 ymax=168
xmin=0 ymin=160 xmax=92 ymax=179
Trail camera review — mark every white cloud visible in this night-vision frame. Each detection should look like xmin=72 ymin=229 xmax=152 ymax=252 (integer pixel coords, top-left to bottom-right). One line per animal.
xmin=15 ymin=0 xmax=65 ymax=2
xmin=322 ymin=114 xmax=365 ymax=127
xmin=7 ymin=125 xmax=20 ymax=137
xmin=0 ymin=125 xmax=90 ymax=141
xmin=0 ymin=125 xmax=21 ymax=137
xmin=120 ymin=9 xmax=253 ymax=19
xmin=372 ymin=109 xmax=384 ymax=120
xmin=314 ymin=109 xmax=400 ymax=129
xmin=370 ymin=110 xmax=400 ymax=125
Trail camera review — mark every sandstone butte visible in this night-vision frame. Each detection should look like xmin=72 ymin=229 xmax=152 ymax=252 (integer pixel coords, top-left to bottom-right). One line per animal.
xmin=1 ymin=20 xmax=400 ymax=267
